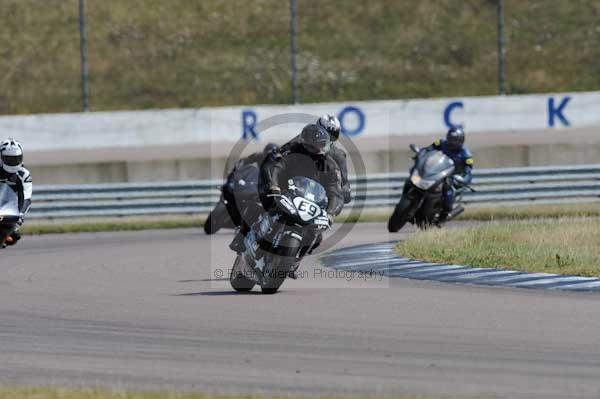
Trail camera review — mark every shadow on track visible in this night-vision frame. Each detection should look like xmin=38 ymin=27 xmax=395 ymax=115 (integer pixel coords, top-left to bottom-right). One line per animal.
xmin=174 ymin=290 xmax=263 ymax=296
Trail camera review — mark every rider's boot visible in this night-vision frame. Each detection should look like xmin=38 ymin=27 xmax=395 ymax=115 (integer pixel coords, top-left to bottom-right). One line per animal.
xmin=229 ymin=230 xmax=246 ymax=253
xmin=229 ymin=222 xmax=250 ymax=253
xmin=307 ymin=232 xmax=323 ymax=255
xmin=439 ymin=185 xmax=454 ymax=225
xmin=437 ymin=211 xmax=449 ymax=225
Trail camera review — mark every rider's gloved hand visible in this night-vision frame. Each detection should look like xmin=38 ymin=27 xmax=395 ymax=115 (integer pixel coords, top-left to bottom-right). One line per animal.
xmin=315 ymin=212 xmax=332 ymax=230
xmin=411 ymin=148 xmax=426 ymax=160
xmin=452 ymin=175 xmax=466 ymax=187
xmin=343 ymin=190 xmax=352 ymax=204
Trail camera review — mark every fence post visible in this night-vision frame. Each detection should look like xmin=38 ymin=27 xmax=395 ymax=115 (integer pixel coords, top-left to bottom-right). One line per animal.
xmin=497 ymin=0 xmax=506 ymax=95
xmin=289 ymin=0 xmax=299 ymax=104
xmin=79 ymin=0 xmax=90 ymax=111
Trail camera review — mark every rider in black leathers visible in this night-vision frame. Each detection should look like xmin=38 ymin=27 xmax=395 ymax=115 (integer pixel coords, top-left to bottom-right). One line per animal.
xmin=229 ymin=125 xmax=344 ymax=253
xmin=281 ymin=115 xmax=351 ymax=204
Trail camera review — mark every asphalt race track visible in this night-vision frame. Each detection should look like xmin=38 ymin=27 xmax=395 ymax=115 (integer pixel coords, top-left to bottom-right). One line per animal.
xmin=2 ymin=222 xmax=600 ymax=398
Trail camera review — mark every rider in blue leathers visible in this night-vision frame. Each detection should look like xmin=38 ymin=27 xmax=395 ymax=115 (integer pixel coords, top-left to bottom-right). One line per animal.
xmin=424 ymin=127 xmax=473 ymax=221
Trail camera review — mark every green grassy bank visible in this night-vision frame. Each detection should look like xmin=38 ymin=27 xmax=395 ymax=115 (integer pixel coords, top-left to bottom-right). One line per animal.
xmin=0 ymin=387 xmax=438 ymax=399
xmin=17 ymin=203 xmax=600 ymax=235
xmin=2 ymin=1 xmax=599 ymax=114
xmin=396 ymin=218 xmax=600 ymax=277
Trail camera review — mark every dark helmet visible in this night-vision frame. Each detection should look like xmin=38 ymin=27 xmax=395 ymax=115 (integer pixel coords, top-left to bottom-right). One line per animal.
xmin=317 ymin=114 xmax=341 ymax=141
xmin=263 ymin=142 xmax=280 ymax=157
xmin=299 ymin=124 xmax=331 ymax=156
xmin=446 ymin=127 xmax=465 ymax=150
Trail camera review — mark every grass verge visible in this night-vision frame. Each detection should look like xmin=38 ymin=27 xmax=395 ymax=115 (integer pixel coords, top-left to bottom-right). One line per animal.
xmin=21 ymin=216 xmax=205 ymax=235
xmin=396 ymin=218 xmax=600 ymax=277
xmin=456 ymin=203 xmax=600 ymax=221
xmin=0 ymin=387 xmax=438 ymax=399
xmin=19 ymin=203 xmax=600 ymax=235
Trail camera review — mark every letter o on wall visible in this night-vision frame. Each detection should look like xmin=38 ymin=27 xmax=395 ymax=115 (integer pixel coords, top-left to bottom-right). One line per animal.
xmin=338 ymin=106 xmax=365 ymax=137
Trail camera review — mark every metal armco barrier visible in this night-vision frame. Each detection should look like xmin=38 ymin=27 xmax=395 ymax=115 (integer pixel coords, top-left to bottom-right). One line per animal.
xmin=29 ymin=164 xmax=600 ymax=219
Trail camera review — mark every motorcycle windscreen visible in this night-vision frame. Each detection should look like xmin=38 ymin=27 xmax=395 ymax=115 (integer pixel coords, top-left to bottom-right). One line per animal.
xmin=416 ymin=151 xmax=455 ymax=180
xmin=287 ymin=176 xmax=328 ymax=210
xmin=0 ymin=183 xmax=20 ymax=217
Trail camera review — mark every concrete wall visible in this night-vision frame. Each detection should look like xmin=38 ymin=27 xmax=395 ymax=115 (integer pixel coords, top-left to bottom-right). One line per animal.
xmin=27 ymin=133 xmax=600 ymax=184
xmin=2 ymin=91 xmax=598 ymax=183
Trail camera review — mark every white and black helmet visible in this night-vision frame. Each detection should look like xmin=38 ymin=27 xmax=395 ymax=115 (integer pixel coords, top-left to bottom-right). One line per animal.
xmin=0 ymin=138 xmax=24 ymax=173
xmin=317 ymin=114 xmax=341 ymax=141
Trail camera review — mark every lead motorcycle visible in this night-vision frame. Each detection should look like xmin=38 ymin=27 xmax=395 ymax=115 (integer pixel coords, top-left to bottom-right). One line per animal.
xmin=0 ymin=182 xmax=22 ymax=248
xmin=230 ymin=176 xmax=329 ymax=294
xmin=204 ymin=162 xmax=262 ymax=234
xmin=388 ymin=144 xmax=472 ymax=233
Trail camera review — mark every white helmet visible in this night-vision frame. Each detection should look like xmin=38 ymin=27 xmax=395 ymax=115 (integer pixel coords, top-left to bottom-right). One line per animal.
xmin=0 ymin=139 xmax=24 ymax=174
xmin=317 ymin=114 xmax=341 ymax=141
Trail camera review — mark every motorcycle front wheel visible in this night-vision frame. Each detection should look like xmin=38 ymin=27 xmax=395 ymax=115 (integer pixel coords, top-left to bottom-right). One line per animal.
xmin=260 ymin=230 xmax=303 ymax=294
xmin=388 ymin=197 xmax=415 ymax=233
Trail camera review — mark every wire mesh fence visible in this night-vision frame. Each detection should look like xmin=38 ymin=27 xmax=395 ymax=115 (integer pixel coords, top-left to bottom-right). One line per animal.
xmin=1 ymin=0 xmax=599 ymax=115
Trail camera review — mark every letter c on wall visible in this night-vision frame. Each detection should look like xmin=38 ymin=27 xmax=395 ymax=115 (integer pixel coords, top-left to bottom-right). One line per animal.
xmin=444 ymin=101 xmax=464 ymax=129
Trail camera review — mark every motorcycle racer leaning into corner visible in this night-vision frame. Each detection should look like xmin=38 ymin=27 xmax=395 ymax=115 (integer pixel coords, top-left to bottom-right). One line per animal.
xmin=281 ymin=114 xmax=352 ymax=204
xmin=421 ymin=127 xmax=473 ymax=222
xmin=229 ymin=123 xmax=344 ymax=254
xmin=0 ymin=139 xmax=32 ymax=247
xmin=221 ymin=142 xmax=280 ymax=226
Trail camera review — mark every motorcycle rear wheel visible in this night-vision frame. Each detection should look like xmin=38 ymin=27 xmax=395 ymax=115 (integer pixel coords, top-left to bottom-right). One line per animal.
xmin=261 ymin=279 xmax=284 ymax=295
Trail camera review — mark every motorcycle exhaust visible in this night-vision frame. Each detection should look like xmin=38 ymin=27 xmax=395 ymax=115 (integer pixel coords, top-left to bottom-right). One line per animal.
xmin=448 ymin=205 xmax=465 ymax=221
xmin=448 ymin=205 xmax=465 ymax=220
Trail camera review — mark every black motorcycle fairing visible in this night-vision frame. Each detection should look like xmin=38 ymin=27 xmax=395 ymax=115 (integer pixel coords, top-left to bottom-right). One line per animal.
xmin=231 ymin=164 xmax=260 ymax=200
xmin=206 ymin=163 xmax=262 ymax=234
xmin=274 ymin=177 xmax=328 ymax=227
xmin=232 ymin=177 xmax=329 ymax=293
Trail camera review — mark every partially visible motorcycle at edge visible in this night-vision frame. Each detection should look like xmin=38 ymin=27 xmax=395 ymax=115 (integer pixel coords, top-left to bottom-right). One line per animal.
xmin=0 ymin=182 xmax=21 ymax=249
xmin=388 ymin=144 xmax=475 ymax=233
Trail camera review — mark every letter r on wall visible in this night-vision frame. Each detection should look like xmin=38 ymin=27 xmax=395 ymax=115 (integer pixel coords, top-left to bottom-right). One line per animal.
xmin=242 ymin=110 xmax=258 ymax=140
